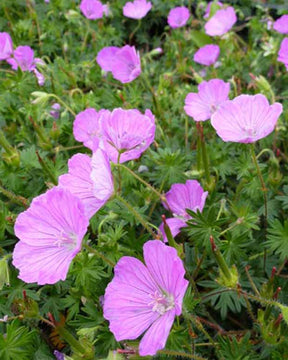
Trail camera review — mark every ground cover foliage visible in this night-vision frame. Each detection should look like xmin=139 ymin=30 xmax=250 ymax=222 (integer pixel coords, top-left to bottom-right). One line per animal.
xmin=0 ymin=0 xmax=288 ymax=359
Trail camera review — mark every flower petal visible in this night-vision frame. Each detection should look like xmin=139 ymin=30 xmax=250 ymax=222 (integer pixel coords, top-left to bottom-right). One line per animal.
xmin=139 ymin=309 xmax=175 ymax=356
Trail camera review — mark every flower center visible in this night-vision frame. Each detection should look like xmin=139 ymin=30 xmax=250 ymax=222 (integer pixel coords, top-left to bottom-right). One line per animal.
xmin=243 ymin=125 xmax=257 ymax=138
xmin=149 ymin=291 xmax=175 ymax=315
xmin=53 ymin=231 xmax=77 ymax=250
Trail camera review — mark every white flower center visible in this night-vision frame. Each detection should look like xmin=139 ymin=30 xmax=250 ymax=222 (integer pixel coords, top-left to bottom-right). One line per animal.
xmin=149 ymin=291 xmax=175 ymax=315
xmin=243 ymin=125 xmax=257 ymax=137
xmin=54 ymin=231 xmax=77 ymax=250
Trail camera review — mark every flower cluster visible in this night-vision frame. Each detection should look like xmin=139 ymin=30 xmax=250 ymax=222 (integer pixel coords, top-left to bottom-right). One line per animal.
xmin=8 ymin=0 xmax=288 ymax=358
xmin=0 ymin=33 xmax=45 ymax=85
xmin=13 ymin=105 xmax=156 ymax=285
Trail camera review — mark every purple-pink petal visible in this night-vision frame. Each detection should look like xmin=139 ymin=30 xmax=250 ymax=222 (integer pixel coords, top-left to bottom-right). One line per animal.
xmin=104 ymin=256 xmax=159 ymax=340
xmin=184 ymin=79 xmax=230 ymax=121
xmin=159 ymin=217 xmax=186 ymax=243
xmin=273 ymin=14 xmax=288 ymax=34
xmin=0 ymin=32 xmax=13 ymax=61
xmin=73 ymin=108 xmax=109 ymax=151
xmin=7 ymin=46 xmax=35 ymax=71
xmin=139 ymin=309 xmax=176 ymax=356
xmin=211 ymin=94 xmax=283 ymax=143
xmin=104 ymin=240 xmax=188 ymax=356
xmin=58 ymin=150 xmax=113 ymax=219
xmin=13 ymin=187 xmax=89 ymax=285
xmin=110 ymin=45 xmax=141 ymax=83
xmin=100 ymin=108 xmax=155 ymax=163
xmin=278 ymin=37 xmax=288 ymax=70
xmin=194 ymin=44 xmax=220 ymax=66
xmin=96 ymin=46 xmax=120 ymax=72
xmin=167 ymin=6 xmax=190 ymax=28
xmin=205 ymin=6 xmax=237 ymax=36
xmin=123 ymin=0 xmax=152 ymax=20
xmin=164 ymin=180 xmax=208 ymax=219
xmin=80 ymin=0 xmax=104 ymax=20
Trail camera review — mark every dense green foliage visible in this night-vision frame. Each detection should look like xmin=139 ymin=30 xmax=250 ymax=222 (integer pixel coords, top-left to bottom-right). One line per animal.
xmin=1 ymin=0 xmax=288 ymax=359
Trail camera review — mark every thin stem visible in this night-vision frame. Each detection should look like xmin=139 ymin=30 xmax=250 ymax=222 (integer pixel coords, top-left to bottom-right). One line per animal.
xmin=83 ymin=243 xmax=115 ymax=267
xmin=53 ymin=145 xmax=84 ymax=153
xmin=192 ymin=250 xmax=207 ymax=280
xmin=210 ymin=237 xmax=232 ymax=281
xmin=117 ymin=152 xmax=122 ymax=193
xmin=250 ymin=144 xmax=268 ymax=223
xmin=0 ymin=130 xmax=14 ymax=155
xmin=129 ymin=19 xmax=141 ymax=43
xmin=196 ymin=123 xmax=211 ymax=185
xmin=115 ymin=194 xmax=155 ymax=238
xmin=141 ymin=73 xmax=165 ymax=124
xmin=0 ymin=182 xmax=28 ymax=208
xmin=39 ymin=316 xmax=55 ymax=328
xmin=114 ymin=163 xmax=166 ymax=203
xmin=219 ymin=221 xmax=239 ymax=236
xmin=50 ymin=95 xmax=76 ymax=117
xmin=57 ymin=326 xmax=86 ymax=354
xmin=250 ymin=144 xmax=268 ymax=271
xmin=36 ymin=151 xmax=58 ymax=185
xmin=245 ymin=266 xmax=260 ymax=296
xmin=158 ymin=350 xmax=207 ymax=360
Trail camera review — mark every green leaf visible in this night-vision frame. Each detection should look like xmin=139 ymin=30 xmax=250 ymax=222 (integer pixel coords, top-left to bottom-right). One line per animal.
xmin=265 ymin=220 xmax=288 ymax=261
xmin=0 ymin=321 xmax=36 ymax=360
xmin=189 ymin=30 xmax=212 ymax=48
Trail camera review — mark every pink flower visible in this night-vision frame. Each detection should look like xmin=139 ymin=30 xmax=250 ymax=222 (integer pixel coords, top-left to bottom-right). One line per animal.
xmin=58 ymin=150 xmax=113 ymax=219
xmin=7 ymin=46 xmax=35 ymax=71
xmin=194 ymin=44 xmax=220 ymax=66
xmin=0 ymin=32 xmax=13 ymax=60
xmin=96 ymin=46 xmax=120 ymax=71
xmin=205 ymin=6 xmax=237 ymax=36
xmin=167 ymin=6 xmax=190 ymax=28
xmin=110 ymin=45 xmax=141 ymax=83
xmin=211 ymin=94 xmax=283 ymax=143
xmin=100 ymin=108 xmax=155 ymax=163
xmin=104 ymin=240 xmax=188 ymax=356
xmin=204 ymin=1 xmax=223 ymax=19
xmin=184 ymin=79 xmax=230 ymax=121
xmin=73 ymin=108 xmax=110 ymax=151
xmin=123 ymin=0 xmax=152 ymax=20
xmin=79 ymin=0 xmax=105 ymax=20
xmin=7 ymin=46 xmax=45 ymax=85
xmin=12 ymin=187 xmax=89 ymax=285
xmin=160 ymin=180 xmax=208 ymax=241
xmin=278 ymin=37 xmax=288 ymax=70
xmin=97 ymin=45 xmax=141 ymax=83
xmin=273 ymin=14 xmax=288 ymax=34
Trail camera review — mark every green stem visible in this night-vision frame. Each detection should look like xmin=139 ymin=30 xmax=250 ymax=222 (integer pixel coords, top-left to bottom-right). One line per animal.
xmin=0 ymin=182 xmax=28 ymax=208
xmin=141 ymin=73 xmax=165 ymax=124
xmin=57 ymin=326 xmax=86 ymax=354
xmin=114 ymin=163 xmax=166 ymax=203
xmin=192 ymin=250 xmax=207 ymax=280
xmin=36 ymin=151 xmax=58 ymax=185
xmin=210 ymin=238 xmax=232 ymax=281
xmin=129 ymin=19 xmax=141 ymax=43
xmin=158 ymin=350 xmax=207 ymax=360
xmin=0 ymin=130 xmax=14 ymax=155
xmin=117 ymin=152 xmax=122 ymax=193
xmin=83 ymin=244 xmax=115 ymax=267
xmin=115 ymin=194 xmax=155 ymax=238
xmin=250 ymin=144 xmax=268 ymax=223
xmin=196 ymin=123 xmax=211 ymax=185
xmin=50 ymin=95 xmax=76 ymax=117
